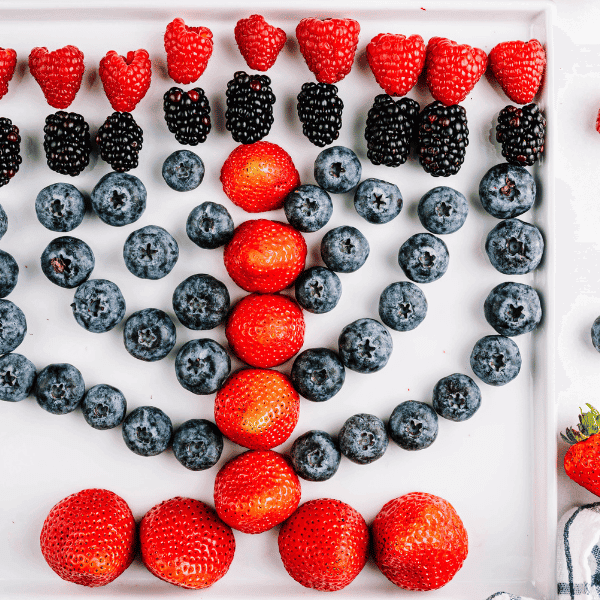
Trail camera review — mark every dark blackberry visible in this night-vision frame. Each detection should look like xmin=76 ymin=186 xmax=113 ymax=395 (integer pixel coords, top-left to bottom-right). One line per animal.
xmin=225 ymin=71 xmax=275 ymax=144
xmin=297 ymin=82 xmax=343 ymax=147
xmin=417 ymin=101 xmax=468 ymax=177
xmin=0 ymin=117 xmax=21 ymax=187
xmin=364 ymin=95 xmax=419 ymax=167
xmin=96 ymin=112 xmax=143 ymax=172
xmin=43 ymin=111 xmax=91 ymax=177
xmin=496 ymin=103 xmax=545 ymax=166
xmin=163 ymin=87 xmax=211 ymax=146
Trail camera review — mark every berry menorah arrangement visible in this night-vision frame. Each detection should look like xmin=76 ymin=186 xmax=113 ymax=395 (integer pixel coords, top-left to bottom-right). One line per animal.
xmin=0 ymin=6 xmax=554 ymax=599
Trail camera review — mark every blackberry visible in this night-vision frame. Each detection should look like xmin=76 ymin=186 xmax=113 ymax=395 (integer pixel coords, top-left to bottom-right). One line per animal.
xmin=496 ymin=103 xmax=545 ymax=166
xmin=364 ymin=95 xmax=419 ymax=167
xmin=417 ymin=101 xmax=468 ymax=177
xmin=225 ymin=71 xmax=275 ymax=144
xmin=0 ymin=117 xmax=21 ymax=187
xmin=96 ymin=112 xmax=143 ymax=172
xmin=163 ymin=87 xmax=211 ymax=146
xmin=296 ymin=82 xmax=343 ymax=147
xmin=43 ymin=111 xmax=90 ymax=177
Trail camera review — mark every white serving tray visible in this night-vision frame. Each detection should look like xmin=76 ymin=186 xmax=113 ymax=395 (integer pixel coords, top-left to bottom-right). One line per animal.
xmin=0 ymin=1 xmax=556 ymax=598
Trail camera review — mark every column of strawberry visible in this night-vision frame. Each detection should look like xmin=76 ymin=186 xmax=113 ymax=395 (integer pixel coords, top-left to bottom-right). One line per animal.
xmin=0 ymin=48 xmax=20 ymax=188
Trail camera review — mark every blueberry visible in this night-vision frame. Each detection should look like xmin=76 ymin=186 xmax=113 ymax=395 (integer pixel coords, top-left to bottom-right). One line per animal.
xmin=175 ymin=339 xmax=231 ymax=395
xmin=470 ymin=335 xmax=522 ymax=386
xmin=321 ymin=225 xmax=369 ymax=273
xmin=295 ymin=267 xmax=342 ymax=314
xmin=354 ymin=178 xmax=402 ymax=224
xmin=284 ymin=184 xmax=333 ymax=232
xmin=81 ymin=384 xmax=127 ymax=430
xmin=123 ymin=225 xmax=179 ymax=280
xmin=172 ymin=419 xmax=224 ymax=471
xmin=338 ymin=413 xmax=388 ymax=464
xmin=40 ymin=236 xmax=94 ymax=289
xmin=314 ymin=146 xmax=361 ymax=194
xmin=379 ymin=281 xmax=427 ymax=332
xmin=122 ymin=405 xmax=173 ymax=457
xmin=290 ymin=348 xmax=345 ymax=402
xmin=398 ymin=232 xmax=449 ymax=283
xmin=162 ymin=149 xmax=205 ymax=192
xmin=71 ymin=279 xmax=126 ymax=333
xmin=0 ymin=353 xmax=36 ymax=402
xmin=484 ymin=281 xmax=542 ymax=337
xmin=35 ymin=363 xmax=85 ymax=415
xmin=172 ymin=274 xmax=230 ymax=330
xmin=0 ymin=299 xmax=27 ymax=354
xmin=432 ymin=373 xmax=481 ymax=422
xmin=187 ymin=202 xmax=234 ymax=249
xmin=35 ymin=182 xmax=86 ymax=232
xmin=91 ymin=171 xmax=147 ymax=227
xmin=479 ymin=163 xmax=536 ymax=219
xmin=592 ymin=316 xmax=600 ymax=352
xmin=485 ymin=218 xmax=544 ymax=275
xmin=0 ymin=249 xmax=18 ymax=298
xmin=388 ymin=401 xmax=438 ymax=450
xmin=0 ymin=203 xmax=7 ymax=240
xmin=417 ymin=186 xmax=468 ymax=234
xmin=123 ymin=308 xmax=176 ymax=362
xmin=338 ymin=318 xmax=393 ymax=374
xmin=290 ymin=430 xmax=341 ymax=481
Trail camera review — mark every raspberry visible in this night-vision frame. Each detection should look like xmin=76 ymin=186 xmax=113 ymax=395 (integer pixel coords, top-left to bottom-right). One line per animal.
xmin=234 ymin=14 xmax=286 ymax=71
xmin=99 ymin=49 xmax=151 ymax=112
xmin=0 ymin=48 xmax=17 ymax=100
xmin=164 ymin=18 xmax=213 ymax=84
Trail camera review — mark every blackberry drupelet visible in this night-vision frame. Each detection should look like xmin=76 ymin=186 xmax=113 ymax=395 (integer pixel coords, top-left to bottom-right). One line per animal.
xmin=496 ymin=103 xmax=545 ymax=166
xmin=364 ymin=95 xmax=419 ymax=167
xmin=96 ymin=112 xmax=143 ymax=172
xmin=296 ymin=82 xmax=343 ymax=147
xmin=163 ymin=87 xmax=211 ymax=146
xmin=0 ymin=117 xmax=21 ymax=187
xmin=43 ymin=111 xmax=91 ymax=177
xmin=417 ymin=101 xmax=468 ymax=177
xmin=225 ymin=71 xmax=275 ymax=144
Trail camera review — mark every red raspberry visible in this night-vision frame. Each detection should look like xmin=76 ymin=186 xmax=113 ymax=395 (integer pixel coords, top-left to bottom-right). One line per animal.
xmin=164 ymin=18 xmax=213 ymax=84
xmin=0 ymin=48 xmax=17 ymax=100
xmin=99 ymin=49 xmax=151 ymax=112
xmin=234 ymin=14 xmax=286 ymax=71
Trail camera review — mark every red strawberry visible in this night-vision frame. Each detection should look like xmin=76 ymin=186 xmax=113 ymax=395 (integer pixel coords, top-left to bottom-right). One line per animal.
xmin=214 ymin=449 xmax=301 ymax=534
xmin=226 ymin=293 xmax=305 ymax=368
xmin=234 ymin=15 xmax=286 ymax=72
xmin=224 ymin=219 xmax=307 ymax=293
xmin=489 ymin=39 xmax=546 ymax=104
xmin=164 ymin=18 xmax=213 ymax=84
xmin=296 ymin=17 xmax=360 ymax=84
xmin=214 ymin=368 xmax=300 ymax=450
xmin=371 ymin=492 xmax=468 ymax=591
xmin=425 ymin=37 xmax=487 ymax=106
xmin=0 ymin=48 xmax=17 ymax=100
xmin=99 ymin=49 xmax=151 ymax=112
xmin=220 ymin=141 xmax=300 ymax=213
xmin=29 ymin=45 xmax=85 ymax=109
xmin=366 ymin=33 xmax=426 ymax=97
xmin=278 ymin=498 xmax=369 ymax=591
xmin=140 ymin=497 xmax=235 ymax=589
xmin=39 ymin=488 xmax=135 ymax=587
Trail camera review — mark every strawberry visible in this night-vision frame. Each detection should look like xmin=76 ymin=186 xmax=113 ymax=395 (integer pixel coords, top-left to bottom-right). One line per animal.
xmin=425 ymin=37 xmax=487 ymax=106
xmin=39 ymin=488 xmax=135 ymax=587
xmin=29 ymin=45 xmax=85 ymax=109
xmin=0 ymin=48 xmax=17 ymax=100
xmin=489 ymin=39 xmax=546 ymax=104
xmin=220 ymin=141 xmax=300 ymax=213
xmin=223 ymin=219 xmax=307 ymax=293
xmin=234 ymin=15 xmax=286 ymax=72
xmin=366 ymin=33 xmax=426 ymax=97
xmin=164 ymin=18 xmax=213 ymax=84
xmin=371 ymin=492 xmax=468 ymax=591
xmin=278 ymin=498 xmax=369 ymax=591
xmin=296 ymin=17 xmax=360 ymax=84
xmin=214 ymin=449 xmax=301 ymax=534
xmin=226 ymin=293 xmax=305 ymax=368
xmin=99 ymin=49 xmax=151 ymax=112
xmin=214 ymin=368 xmax=300 ymax=450
xmin=140 ymin=497 xmax=235 ymax=589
